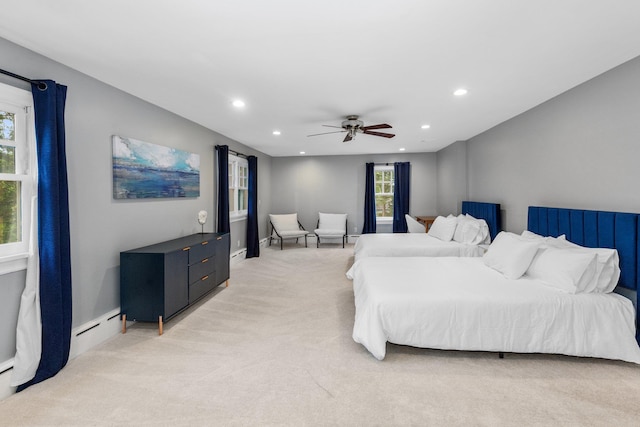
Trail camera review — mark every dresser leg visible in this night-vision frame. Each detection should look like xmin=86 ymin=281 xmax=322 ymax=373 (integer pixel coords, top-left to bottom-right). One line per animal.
xmin=158 ymin=316 xmax=163 ymax=336
xmin=122 ymin=314 xmax=127 ymax=334
xmin=225 ymin=279 xmax=229 ymax=287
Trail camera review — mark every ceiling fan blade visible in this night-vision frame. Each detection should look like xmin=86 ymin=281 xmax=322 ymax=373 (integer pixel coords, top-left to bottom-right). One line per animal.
xmin=363 ymin=130 xmax=395 ymax=138
xmin=362 ymin=123 xmax=392 ymax=131
xmin=343 ymin=133 xmax=353 ymax=143
xmin=322 ymin=124 xmax=344 ymax=129
xmin=307 ymin=130 xmax=346 ymax=137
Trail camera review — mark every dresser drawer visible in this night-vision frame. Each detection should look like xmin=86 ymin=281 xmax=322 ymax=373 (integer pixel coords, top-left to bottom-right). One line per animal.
xmin=189 ymin=274 xmax=216 ymax=303
xmin=187 ymin=239 xmax=215 ymax=263
xmin=189 ymin=256 xmax=215 ymax=285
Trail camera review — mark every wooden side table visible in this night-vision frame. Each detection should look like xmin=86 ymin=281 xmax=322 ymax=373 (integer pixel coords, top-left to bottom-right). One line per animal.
xmin=415 ymin=216 xmax=437 ymax=232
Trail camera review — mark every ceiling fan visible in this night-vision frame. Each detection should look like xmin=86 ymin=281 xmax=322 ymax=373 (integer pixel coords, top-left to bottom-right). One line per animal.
xmin=307 ymin=115 xmax=395 ymax=143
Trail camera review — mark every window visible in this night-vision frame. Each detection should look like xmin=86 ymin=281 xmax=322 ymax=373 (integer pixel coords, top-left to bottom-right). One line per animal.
xmin=0 ymin=82 xmax=35 ymax=266
xmin=228 ymin=154 xmax=248 ymax=220
xmin=374 ymin=165 xmax=394 ymax=221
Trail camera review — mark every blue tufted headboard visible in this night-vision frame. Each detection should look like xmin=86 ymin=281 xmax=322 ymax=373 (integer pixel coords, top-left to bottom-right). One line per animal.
xmin=528 ymin=206 xmax=639 ymax=342
xmin=461 ymin=201 xmax=502 ymax=241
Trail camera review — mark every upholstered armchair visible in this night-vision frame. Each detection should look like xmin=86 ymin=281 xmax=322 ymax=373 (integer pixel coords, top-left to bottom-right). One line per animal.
xmin=269 ymin=213 xmax=309 ymax=250
xmin=314 ymin=213 xmax=348 ymax=248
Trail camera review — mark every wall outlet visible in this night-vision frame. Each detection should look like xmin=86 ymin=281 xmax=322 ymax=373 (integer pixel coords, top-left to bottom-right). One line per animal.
xmin=353 ymin=226 xmax=357 ymax=232
xmin=237 ymin=240 xmax=241 ymax=247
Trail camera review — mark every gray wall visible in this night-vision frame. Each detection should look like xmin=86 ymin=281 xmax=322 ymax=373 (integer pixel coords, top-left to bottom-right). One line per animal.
xmin=464 ymin=55 xmax=640 ymax=233
xmin=0 ymin=37 xmax=271 ymax=365
xmin=436 ymin=140 xmax=468 ymax=216
xmin=271 ymin=153 xmax=437 ymax=234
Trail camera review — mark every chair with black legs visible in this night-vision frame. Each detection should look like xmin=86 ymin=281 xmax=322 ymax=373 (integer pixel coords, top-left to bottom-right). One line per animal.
xmin=314 ymin=212 xmax=348 ymax=248
xmin=269 ymin=213 xmax=309 ymax=250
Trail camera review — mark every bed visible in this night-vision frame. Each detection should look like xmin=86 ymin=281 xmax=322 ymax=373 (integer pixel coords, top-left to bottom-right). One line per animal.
xmin=353 ymin=201 xmax=501 ymax=262
xmin=348 ymin=206 xmax=640 ymax=363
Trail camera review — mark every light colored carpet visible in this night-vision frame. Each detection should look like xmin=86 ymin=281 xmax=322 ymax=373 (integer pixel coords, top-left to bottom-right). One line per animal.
xmin=1 ymin=243 xmax=640 ymax=426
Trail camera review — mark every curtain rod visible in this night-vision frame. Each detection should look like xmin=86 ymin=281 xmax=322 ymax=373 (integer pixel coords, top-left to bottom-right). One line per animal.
xmin=0 ymin=68 xmax=47 ymax=90
xmin=215 ymin=145 xmax=247 ymax=159
xmin=229 ymin=149 xmax=247 ymax=159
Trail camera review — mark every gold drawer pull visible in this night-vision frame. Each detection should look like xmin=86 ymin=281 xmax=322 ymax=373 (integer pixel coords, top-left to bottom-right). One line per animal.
xmin=201 ymin=241 xmax=208 ymax=245
xmin=201 ymin=258 xmax=209 ymax=263
xmin=216 ymin=237 xmax=222 ymax=240
xmin=201 ymin=275 xmax=209 ymax=281
xmin=182 ymin=246 xmax=191 ymax=251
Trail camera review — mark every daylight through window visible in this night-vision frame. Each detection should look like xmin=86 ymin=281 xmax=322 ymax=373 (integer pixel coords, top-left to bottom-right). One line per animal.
xmin=0 ymin=82 xmax=35 ymax=260
xmin=374 ymin=165 xmax=393 ymax=219
xmin=228 ymin=154 xmax=248 ymax=219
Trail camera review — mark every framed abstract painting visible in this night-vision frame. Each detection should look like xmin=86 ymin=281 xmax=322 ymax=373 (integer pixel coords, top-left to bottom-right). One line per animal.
xmin=112 ymin=135 xmax=200 ymax=199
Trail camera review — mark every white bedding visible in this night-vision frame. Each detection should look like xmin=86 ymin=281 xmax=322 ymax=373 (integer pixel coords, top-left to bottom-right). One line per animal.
xmin=348 ymin=257 xmax=640 ymax=363
xmin=353 ymin=233 xmax=484 ymax=262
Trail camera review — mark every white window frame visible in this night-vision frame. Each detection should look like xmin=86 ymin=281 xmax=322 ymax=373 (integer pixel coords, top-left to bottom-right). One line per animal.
xmin=374 ymin=165 xmax=394 ymax=224
xmin=0 ymin=82 xmax=36 ymax=274
xmin=228 ymin=154 xmax=248 ymax=221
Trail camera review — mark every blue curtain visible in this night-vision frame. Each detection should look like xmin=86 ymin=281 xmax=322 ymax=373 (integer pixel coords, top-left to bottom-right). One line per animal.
xmin=215 ymin=145 xmax=230 ymax=233
xmin=17 ymin=80 xmax=71 ymax=391
xmin=362 ymin=162 xmax=376 ymax=234
xmin=392 ymin=162 xmax=410 ymax=233
xmin=246 ymin=155 xmax=259 ymax=258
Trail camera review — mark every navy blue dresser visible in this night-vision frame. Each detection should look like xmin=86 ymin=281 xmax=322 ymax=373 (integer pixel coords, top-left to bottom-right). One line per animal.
xmin=120 ymin=232 xmax=230 ymax=334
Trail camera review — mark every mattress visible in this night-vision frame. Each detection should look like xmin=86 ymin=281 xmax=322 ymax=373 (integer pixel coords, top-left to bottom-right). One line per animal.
xmin=353 ymin=233 xmax=485 ymax=262
xmin=348 ymin=257 xmax=640 ymax=363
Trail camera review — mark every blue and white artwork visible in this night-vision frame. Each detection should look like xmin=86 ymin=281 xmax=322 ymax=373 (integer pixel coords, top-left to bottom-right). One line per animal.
xmin=112 ymin=135 xmax=200 ymax=199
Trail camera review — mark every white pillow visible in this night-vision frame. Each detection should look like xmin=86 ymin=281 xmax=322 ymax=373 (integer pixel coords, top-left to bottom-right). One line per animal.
xmin=453 ymin=216 xmax=481 ymax=244
xmin=464 ymin=214 xmax=491 ymax=245
xmin=405 ymin=214 xmax=426 ymax=233
xmin=477 ymin=219 xmax=491 ymax=244
xmin=427 ymin=216 xmax=458 ymax=241
xmin=545 ymin=238 xmax=620 ymax=293
xmin=521 ymin=230 xmax=566 ymax=247
xmin=526 ymin=247 xmax=598 ymax=294
xmin=521 ymin=230 xmax=544 ymax=240
xmin=483 ymin=232 xmax=541 ymax=279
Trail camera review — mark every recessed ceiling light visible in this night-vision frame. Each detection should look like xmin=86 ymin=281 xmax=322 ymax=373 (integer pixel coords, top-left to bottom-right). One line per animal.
xmin=399 ymin=148 xmax=406 ymax=151
xmin=421 ymin=124 xmax=431 ymax=129
xmin=232 ymin=99 xmax=245 ymax=108
xmin=272 ymin=130 xmax=281 ymax=135
xmin=299 ymin=151 xmax=306 ymax=155
xmin=453 ymin=88 xmax=468 ymax=96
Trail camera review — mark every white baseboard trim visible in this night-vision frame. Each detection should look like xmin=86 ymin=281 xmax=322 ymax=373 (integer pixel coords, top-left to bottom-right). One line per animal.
xmin=231 ymin=238 xmax=270 ymax=266
xmin=0 ymin=362 xmax=16 ymax=400
xmin=69 ymin=308 xmax=122 ymax=360
xmin=0 ymin=307 xmax=123 ymax=401
xmin=230 ymin=248 xmax=246 ymax=265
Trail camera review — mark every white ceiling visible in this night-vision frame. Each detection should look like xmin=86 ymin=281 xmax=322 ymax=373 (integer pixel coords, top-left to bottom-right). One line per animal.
xmin=2 ymin=1 xmax=640 ymax=157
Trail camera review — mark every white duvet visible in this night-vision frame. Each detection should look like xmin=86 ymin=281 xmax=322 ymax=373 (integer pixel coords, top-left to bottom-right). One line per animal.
xmin=348 ymin=257 xmax=640 ymax=363
xmin=353 ymin=233 xmax=484 ymax=262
